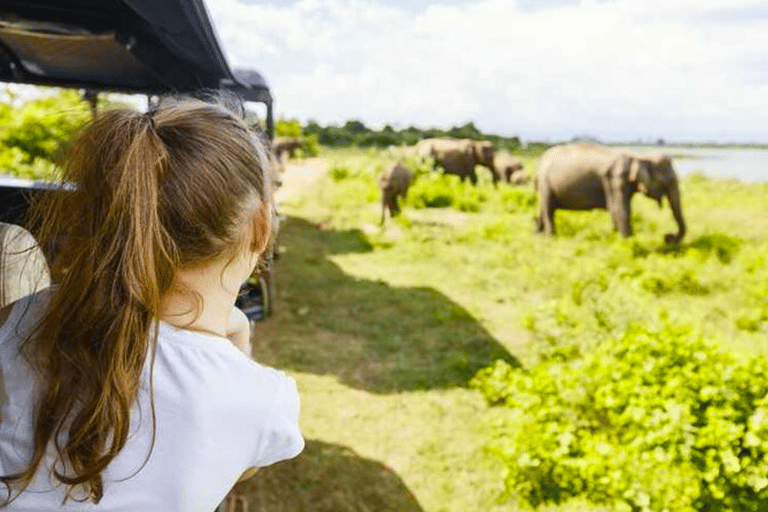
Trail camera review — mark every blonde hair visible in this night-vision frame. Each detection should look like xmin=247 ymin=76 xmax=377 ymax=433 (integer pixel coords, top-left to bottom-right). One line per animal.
xmin=1 ymin=95 xmax=273 ymax=504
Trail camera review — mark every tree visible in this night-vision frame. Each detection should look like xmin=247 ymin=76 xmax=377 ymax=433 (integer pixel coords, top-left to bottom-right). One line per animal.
xmin=343 ymin=120 xmax=367 ymax=134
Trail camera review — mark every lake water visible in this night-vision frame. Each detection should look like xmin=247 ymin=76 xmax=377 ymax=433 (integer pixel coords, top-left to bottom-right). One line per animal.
xmin=619 ymin=146 xmax=768 ymax=183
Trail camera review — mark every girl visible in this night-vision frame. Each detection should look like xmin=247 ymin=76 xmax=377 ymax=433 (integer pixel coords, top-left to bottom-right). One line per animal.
xmin=0 ymin=95 xmax=303 ymax=510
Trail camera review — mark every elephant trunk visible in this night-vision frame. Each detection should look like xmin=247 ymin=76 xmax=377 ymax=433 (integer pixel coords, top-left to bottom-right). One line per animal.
xmin=664 ymin=180 xmax=686 ymax=243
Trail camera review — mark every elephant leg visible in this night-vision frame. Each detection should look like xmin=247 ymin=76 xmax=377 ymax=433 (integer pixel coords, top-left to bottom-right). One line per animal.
xmin=603 ymin=175 xmax=633 ymax=237
xmin=468 ymin=170 xmax=478 ymax=185
xmin=609 ymin=193 xmax=633 ymax=237
xmin=620 ymin=197 xmax=633 ymax=237
xmin=388 ymin=195 xmax=400 ymax=217
xmin=380 ymin=198 xmax=387 ymax=225
xmin=390 ymin=197 xmax=401 ymax=217
xmin=544 ymin=201 xmax=556 ymax=235
xmin=537 ymin=188 xmax=556 ymax=235
xmin=489 ymin=167 xmax=500 ymax=186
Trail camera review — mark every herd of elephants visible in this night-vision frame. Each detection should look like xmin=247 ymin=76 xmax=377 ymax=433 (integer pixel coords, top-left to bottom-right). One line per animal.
xmin=272 ymin=136 xmax=687 ymax=245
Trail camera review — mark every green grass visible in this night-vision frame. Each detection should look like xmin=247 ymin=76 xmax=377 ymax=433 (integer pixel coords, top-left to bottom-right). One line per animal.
xmin=244 ymin=148 xmax=768 ymax=511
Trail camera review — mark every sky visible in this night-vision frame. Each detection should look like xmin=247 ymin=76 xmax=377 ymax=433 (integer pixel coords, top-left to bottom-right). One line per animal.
xmin=205 ymin=0 xmax=768 ymax=143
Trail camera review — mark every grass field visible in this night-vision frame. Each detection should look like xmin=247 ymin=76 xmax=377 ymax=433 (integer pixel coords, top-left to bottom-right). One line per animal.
xmin=240 ymin=147 xmax=768 ymax=511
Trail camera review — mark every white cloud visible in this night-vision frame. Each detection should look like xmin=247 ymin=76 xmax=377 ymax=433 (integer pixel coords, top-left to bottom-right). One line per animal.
xmin=207 ymin=0 xmax=768 ymax=142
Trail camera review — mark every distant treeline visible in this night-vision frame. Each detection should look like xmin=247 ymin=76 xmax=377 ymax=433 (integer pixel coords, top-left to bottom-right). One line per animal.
xmin=277 ymin=118 xmax=550 ymax=154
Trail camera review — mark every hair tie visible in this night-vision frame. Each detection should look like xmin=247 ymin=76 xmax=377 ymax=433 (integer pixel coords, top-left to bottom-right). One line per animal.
xmin=143 ymin=111 xmax=156 ymax=131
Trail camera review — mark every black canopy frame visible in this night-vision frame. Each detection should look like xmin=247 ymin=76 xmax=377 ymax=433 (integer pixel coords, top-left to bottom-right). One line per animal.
xmin=0 ymin=0 xmax=273 ymax=135
xmin=0 ymin=0 xmax=277 ymax=226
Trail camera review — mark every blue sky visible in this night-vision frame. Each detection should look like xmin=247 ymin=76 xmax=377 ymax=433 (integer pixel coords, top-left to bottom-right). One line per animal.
xmin=206 ymin=0 xmax=767 ymax=143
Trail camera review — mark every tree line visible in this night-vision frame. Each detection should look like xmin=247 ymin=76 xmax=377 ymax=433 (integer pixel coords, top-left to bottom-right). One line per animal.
xmin=277 ymin=118 xmax=551 ymax=154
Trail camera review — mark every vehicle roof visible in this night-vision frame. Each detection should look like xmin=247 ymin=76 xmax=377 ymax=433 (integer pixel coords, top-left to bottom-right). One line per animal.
xmin=0 ymin=0 xmax=271 ymax=104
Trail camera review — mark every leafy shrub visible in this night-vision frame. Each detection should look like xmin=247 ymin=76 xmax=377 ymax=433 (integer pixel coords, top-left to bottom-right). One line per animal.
xmin=0 ymin=89 xmax=132 ymax=180
xmin=656 ymin=234 xmax=743 ymax=264
xmin=407 ymin=173 xmax=454 ymax=208
xmin=0 ymin=90 xmax=92 ymax=179
xmin=398 ymin=153 xmax=435 ymax=180
xmin=331 ymin=165 xmax=350 ymax=181
xmin=641 ymin=271 xmax=709 ymax=296
xmin=0 ymin=90 xmax=90 ymax=165
xmin=471 ymin=324 xmax=768 ymax=512
xmin=625 ymin=240 xmax=651 ymax=259
xmin=735 ymin=309 xmax=768 ymax=333
xmin=406 ymin=173 xmax=467 ymax=209
xmin=316 ymin=126 xmax=354 ymax=146
xmin=302 ymin=134 xmax=320 ymax=157
xmin=499 ymin=187 xmax=536 ymax=212
xmin=357 ymin=131 xmax=400 ymax=148
xmin=689 ymin=234 xmax=743 ymax=264
xmin=275 ymin=118 xmax=304 ymax=138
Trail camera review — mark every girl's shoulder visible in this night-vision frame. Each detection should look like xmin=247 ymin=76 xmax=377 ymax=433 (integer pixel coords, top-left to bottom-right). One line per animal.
xmin=152 ymin=320 xmax=297 ymax=402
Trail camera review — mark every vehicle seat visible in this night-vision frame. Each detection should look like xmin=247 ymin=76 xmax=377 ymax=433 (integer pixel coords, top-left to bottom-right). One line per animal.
xmin=0 ymin=222 xmax=50 ymax=308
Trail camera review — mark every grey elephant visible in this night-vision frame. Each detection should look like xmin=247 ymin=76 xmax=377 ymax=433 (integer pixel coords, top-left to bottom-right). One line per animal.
xmin=416 ymin=138 xmax=497 ymax=184
xmin=272 ymin=136 xmax=305 ymax=163
xmin=379 ymin=162 xmax=412 ymax=224
xmin=535 ymin=143 xmax=686 ymax=243
xmin=468 ymin=140 xmax=500 ymax=184
xmin=495 ymin=155 xmax=528 ymax=184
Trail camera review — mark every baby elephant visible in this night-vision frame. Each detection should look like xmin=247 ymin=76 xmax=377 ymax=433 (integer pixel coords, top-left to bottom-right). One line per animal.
xmin=379 ymin=162 xmax=412 ymax=224
xmin=496 ymin=155 xmax=528 ymax=184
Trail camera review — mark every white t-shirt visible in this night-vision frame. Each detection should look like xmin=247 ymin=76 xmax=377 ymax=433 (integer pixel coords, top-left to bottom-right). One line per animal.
xmin=0 ymin=290 xmax=304 ymax=511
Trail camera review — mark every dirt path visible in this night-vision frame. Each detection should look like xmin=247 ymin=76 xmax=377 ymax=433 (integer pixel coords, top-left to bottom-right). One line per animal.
xmin=275 ymin=158 xmax=328 ymax=204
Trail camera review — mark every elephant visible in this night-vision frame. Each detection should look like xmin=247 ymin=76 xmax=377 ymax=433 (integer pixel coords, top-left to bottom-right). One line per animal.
xmin=379 ymin=162 xmax=412 ymax=224
xmin=535 ymin=143 xmax=686 ymax=243
xmin=495 ymin=155 xmax=528 ymax=184
xmin=468 ymin=140 xmax=500 ymax=184
xmin=416 ymin=138 xmax=498 ymax=185
xmin=271 ymin=136 xmax=305 ymax=164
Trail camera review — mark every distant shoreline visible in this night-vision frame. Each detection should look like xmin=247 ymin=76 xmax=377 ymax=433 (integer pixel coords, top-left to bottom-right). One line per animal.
xmin=605 ymin=142 xmax=768 ymax=150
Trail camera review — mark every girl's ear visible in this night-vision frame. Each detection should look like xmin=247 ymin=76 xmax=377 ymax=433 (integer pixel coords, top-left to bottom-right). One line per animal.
xmin=250 ymin=202 xmax=272 ymax=255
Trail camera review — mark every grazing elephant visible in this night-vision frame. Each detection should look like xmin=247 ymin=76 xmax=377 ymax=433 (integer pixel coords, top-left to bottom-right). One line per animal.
xmin=272 ymin=136 xmax=305 ymax=164
xmin=495 ymin=155 xmax=527 ymax=184
xmin=416 ymin=138 xmax=497 ymax=184
xmin=535 ymin=143 xmax=686 ymax=243
xmin=469 ymin=140 xmax=500 ymax=184
xmin=379 ymin=162 xmax=412 ymax=224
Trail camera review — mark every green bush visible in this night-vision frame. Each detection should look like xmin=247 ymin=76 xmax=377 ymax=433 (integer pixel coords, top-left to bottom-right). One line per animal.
xmin=0 ymin=88 xmax=130 ymax=180
xmin=640 ymin=271 xmax=710 ymax=296
xmin=0 ymin=90 xmax=90 ymax=165
xmin=404 ymin=172 xmax=489 ymax=211
xmin=499 ymin=187 xmax=536 ymax=212
xmin=471 ymin=324 xmax=768 ymax=512
xmin=275 ymin=118 xmax=304 ymax=138
xmin=330 ymin=165 xmax=350 ymax=181
xmin=656 ymin=234 xmax=743 ymax=264
xmin=406 ymin=172 xmax=455 ymax=208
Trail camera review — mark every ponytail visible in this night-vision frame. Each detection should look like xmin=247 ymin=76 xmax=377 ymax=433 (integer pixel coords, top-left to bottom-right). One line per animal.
xmin=0 ymin=110 xmax=174 ymax=503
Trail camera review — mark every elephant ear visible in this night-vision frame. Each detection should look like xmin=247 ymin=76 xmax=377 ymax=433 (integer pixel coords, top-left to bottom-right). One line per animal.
xmin=628 ymin=158 xmax=651 ymax=193
xmin=469 ymin=141 xmax=481 ymax=159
